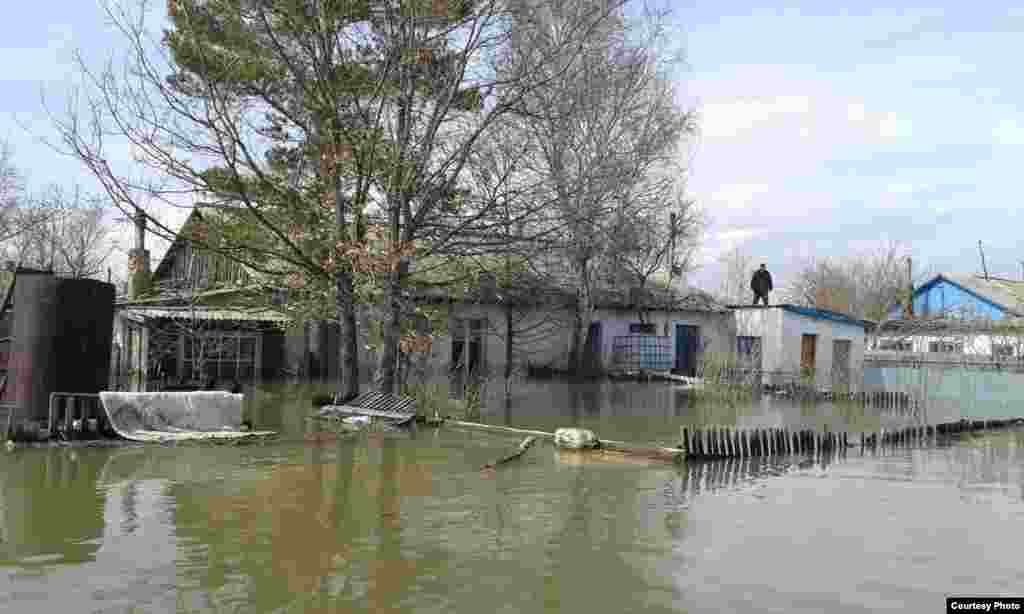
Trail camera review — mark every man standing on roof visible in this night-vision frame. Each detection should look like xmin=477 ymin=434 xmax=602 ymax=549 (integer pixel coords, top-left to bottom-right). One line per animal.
xmin=751 ymin=264 xmax=773 ymax=306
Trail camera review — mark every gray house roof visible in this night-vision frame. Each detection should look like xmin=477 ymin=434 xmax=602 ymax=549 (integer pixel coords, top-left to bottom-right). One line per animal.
xmin=592 ymin=286 xmax=731 ymax=313
xmin=421 ymin=274 xmax=731 ymax=313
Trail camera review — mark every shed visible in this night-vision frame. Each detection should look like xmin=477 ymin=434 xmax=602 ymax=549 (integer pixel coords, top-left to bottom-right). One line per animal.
xmin=730 ymin=304 xmax=873 ymax=392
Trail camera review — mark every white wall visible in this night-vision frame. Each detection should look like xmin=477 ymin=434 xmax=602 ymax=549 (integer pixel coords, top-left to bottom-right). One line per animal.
xmin=434 ymin=304 xmax=736 ymax=375
xmin=778 ymin=309 xmax=866 ymax=391
xmin=438 ymin=304 xmax=574 ymax=375
xmin=593 ymin=308 xmax=736 ymax=371
xmin=872 ymin=333 xmax=1022 ymax=357
xmin=733 ymin=307 xmax=866 ymax=391
xmin=734 ymin=308 xmax=784 ymax=372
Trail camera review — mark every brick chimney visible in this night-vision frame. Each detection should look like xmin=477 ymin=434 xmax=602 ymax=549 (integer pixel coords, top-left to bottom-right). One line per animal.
xmin=127 ymin=209 xmax=152 ymax=299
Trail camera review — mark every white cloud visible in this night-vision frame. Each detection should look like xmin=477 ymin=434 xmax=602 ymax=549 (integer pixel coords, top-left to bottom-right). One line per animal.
xmin=875 ymin=113 xmax=914 ymax=141
xmin=699 ymin=90 xmax=914 ymax=152
xmin=692 ymin=225 xmax=761 ymax=277
xmin=699 ymin=95 xmax=813 ymax=140
xmin=846 ymin=101 xmax=867 ymax=123
xmin=993 ymin=119 xmax=1024 ymax=145
xmin=715 ymin=227 xmax=759 ymax=250
xmin=886 ymin=183 xmax=920 ymax=195
xmin=706 ymin=182 xmax=772 ymax=210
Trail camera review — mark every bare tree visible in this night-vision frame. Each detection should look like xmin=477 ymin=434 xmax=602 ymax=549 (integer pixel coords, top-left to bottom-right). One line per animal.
xmin=7 ymin=185 xmax=118 ymax=279
xmin=47 ymin=0 xmax=626 ymax=397
xmin=715 ymin=245 xmax=754 ymax=305
xmin=599 ymin=178 xmax=702 ymax=291
xmin=782 ymin=241 xmax=929 ymax=320
xmin=0 ymin=141 xmax=52 ymax=259
xmin=512 ymin=0 xmax=695 ymax=373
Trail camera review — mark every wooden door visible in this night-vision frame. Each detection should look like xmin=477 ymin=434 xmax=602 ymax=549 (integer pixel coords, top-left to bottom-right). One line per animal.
xmin=800 ymin=334 xmax=817 ymax=374
xmin=674 ymin=325 xmax=700 ymax=377
xmin=583 ymin=322 xmax=602 ymax=374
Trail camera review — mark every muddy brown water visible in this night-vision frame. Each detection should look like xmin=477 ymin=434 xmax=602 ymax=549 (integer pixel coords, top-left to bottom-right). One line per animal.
xmin=2 ymin=379 xmax=1022 ymax=613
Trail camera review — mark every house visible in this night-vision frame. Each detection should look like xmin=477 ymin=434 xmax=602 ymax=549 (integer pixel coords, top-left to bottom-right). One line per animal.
xmin=111 ymin=209 xmax=736 ymax=390
xmin=887 ymin=273 xmax=1024 ymax=321
xmin=874 ymin=273 xmax=1024 ymax=359
xmin=429 ymin=280 xmax=736 ymax=379
xmin=731 ymin=304 xmax=873 ymax=392
xmin=111 ymin=210 xmax=350 ymax=392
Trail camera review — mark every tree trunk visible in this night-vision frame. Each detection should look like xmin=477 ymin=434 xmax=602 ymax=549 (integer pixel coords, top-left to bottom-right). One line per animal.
xmin=335 ymin=266 xmax=359 ymax=402
xmin=376 ymin=261 xmax=407 ymax=394
xmin=569 ymin=259 xmax=595 ymax=375
xmin=504 ymin=306 xmax=514 ymax=398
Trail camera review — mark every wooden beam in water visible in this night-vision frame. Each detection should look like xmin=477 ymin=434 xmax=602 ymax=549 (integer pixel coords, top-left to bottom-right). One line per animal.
xmin=449 ymin=420 xmax=684 ymax=464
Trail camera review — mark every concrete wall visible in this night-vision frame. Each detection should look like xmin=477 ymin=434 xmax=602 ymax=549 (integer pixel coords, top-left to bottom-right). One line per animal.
xmin=734 ymin=307 xmax=866 ymax=391
xmin=437 ymin=304 xmax=573 ymax=376
xmin=735 ymin=308 xmax=781 ymax=370
xmin=778 ymin=309 xmax=866 ymax=391
xmin=872 ymin=332 xmax=1024 ymax=357
xmin=431 ymin=304 xmax=736 ymax=376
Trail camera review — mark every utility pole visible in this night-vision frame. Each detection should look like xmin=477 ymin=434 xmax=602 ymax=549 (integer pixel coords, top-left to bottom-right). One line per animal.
xmin=668 ymin=212 xmax=677 ymax=288
xmin=904 ymin=256 xmax=914 ymax=319
xmin=978 ymin=240 xmax=989 ymax=280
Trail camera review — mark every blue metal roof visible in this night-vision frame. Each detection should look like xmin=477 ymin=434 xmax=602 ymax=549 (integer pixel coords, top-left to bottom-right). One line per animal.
xmin=780 ymin=304 xmax=872 ymax=329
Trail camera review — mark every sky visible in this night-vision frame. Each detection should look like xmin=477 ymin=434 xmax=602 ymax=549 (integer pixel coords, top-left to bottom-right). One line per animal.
xmin=1 ymin=2 xmax=1022 ymax=294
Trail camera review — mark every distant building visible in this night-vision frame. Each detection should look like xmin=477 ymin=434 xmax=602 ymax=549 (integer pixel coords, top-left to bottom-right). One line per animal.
xmin=873 ymin=273 xmax=1024 ymax=360
xmin=886 ymin=273 xmax=1024 ymax=321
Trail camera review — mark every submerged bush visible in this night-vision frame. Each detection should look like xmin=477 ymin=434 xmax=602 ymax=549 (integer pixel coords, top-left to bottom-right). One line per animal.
xmin=694 ymin=351 xmax=761 ymax=406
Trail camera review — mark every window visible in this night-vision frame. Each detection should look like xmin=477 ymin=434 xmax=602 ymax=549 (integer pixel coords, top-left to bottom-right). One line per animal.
xmin=878 ymin=339 xmax=913 ymax=351
xmin=182 ymin=332 xmax=259 ymax=382
xmin=451 ymin=318 xmax=486 ymax=377
xmin=992 ymin=343 xmax=1015 ymax=359
xmin=737 ymin=336 xmax=761 ymax=357
xmin=736 ymin=335 xmax=762 ymax=369
xmin=928 ymin=340 xmax=963 ymax=354
xmin=629 ymin=323 xmax=656 ymax=334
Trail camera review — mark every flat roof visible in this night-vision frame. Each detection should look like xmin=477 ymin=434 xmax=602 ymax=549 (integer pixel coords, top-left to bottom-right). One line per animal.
xmin=728 ymin=303 xmax=874 ymax=329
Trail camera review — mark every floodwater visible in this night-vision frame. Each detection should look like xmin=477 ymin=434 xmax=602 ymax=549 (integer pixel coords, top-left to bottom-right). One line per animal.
xmin=2 ymin=379 xmax=1023 ymax=613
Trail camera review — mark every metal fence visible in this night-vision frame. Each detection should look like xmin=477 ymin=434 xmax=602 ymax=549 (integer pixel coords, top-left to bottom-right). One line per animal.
xmin=611 ymin=335 xmax=673 ymax=372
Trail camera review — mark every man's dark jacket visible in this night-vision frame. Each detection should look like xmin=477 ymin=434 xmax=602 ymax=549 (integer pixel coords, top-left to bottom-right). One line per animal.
xmin=751 ymin=269 xmax=773 ymax=296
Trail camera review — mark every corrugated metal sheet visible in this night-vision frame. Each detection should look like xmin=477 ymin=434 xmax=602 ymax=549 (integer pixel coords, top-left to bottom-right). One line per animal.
xmin=120 ymin=307 xmax=291 ymax=322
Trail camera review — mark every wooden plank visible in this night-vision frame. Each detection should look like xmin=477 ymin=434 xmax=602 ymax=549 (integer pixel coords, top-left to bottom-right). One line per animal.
xmin=481 ymin=436 xmax=536 ymax=469
xmin=0 ymin=405 xmax=11 ymax=440
xmin=0 ymin=265 xmax=16 ymax=315
xmin=449 ymin=420 xmax=683 ymax=464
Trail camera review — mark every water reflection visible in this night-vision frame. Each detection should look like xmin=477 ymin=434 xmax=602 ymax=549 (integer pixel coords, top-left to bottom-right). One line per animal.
xmin=478 ymin=377 xmax=929 ymax=447
xmin=1 ymin=380 xmax=1024 ymax=613
xmin=0 ymin=448 xmax=106 ymax=566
